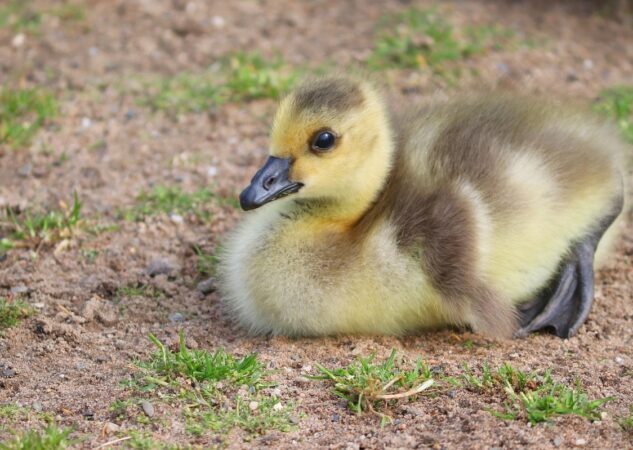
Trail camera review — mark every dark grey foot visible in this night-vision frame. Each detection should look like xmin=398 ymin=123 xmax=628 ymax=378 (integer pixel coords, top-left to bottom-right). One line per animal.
xmin=515 ymin=242 xmax=595 ymax=338
xmin=515 ymin=198 xmax=623 ymax=339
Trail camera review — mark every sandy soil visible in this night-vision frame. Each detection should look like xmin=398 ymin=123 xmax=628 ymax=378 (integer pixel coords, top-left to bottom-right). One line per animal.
xmin=0 ymin=0 xmax=632 ymax=448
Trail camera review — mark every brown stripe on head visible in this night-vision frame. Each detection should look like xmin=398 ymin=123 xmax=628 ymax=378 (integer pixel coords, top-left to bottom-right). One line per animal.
xmin=291 ymin=77 xmax=365 ymax=115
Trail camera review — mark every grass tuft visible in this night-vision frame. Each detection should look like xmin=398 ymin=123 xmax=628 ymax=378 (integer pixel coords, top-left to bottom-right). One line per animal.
xmin=0 ymin=1 xmax=41 ymax=33
xmin=314 ymin=350 xmax=435 ymax=424
xmin=367 ymin=8 xmax=515 ymax=74
xmin=595 ymin=86 xmax=633 ymax=143
xmin=619 ymin=405 xmax=633 ymax=433
xmin=117 ymin=333 xmax=297 ymax=441
xmin=0 ymin=88 xmax=57 ymax=149
xmin=141 ymin=333 xmax=266 ymax=388
xmin=0 ymin=425 xmax=71 ymax=450
xmin=186 ymin=396 xmax=296 ymax=437
xmin=140 ymin=72 xmax=223 ymax=114
xmin=193 ymin=245 xmax=221 ymax=277
xmin=122 ymin=186 xmax=215 ymax=222
xmin=224 ymin=52 xmax=298 ymax=102
xmin=463 ymin=363 xmax=611 ymax=424
xmin=140 ymin=52 xmax=299 ymax=113
xmin=0 ymin=193 xmax=82 ymax=253
xmin=0 ymin=298 xmax=33 ymax=333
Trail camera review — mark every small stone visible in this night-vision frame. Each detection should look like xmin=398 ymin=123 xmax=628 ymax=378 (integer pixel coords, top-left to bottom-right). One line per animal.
xmin=104 ymin=422 xmax=120 ymax=434
xmin=170 ymin=213 xmax=184 ymax=224
xmin=146 ymin=258 xmax=174 ymax=277
xmin=271 ymin=388 xmax=282 ymax=397
xmin=12 ymin=33 xmax=25 ymax=47
xmin=10 ymin=285 xmax=28 ymax=295
xmin=17 ymin=164 xmax=32 ymax=177
xmin=272 ymin=402 xmax=283 ymax=412
xmin=289 ymin=415 xmax=300 ymax=424
xmin=81 ymin=117 xmax=92 ymax=128
xmin=295 ymin=376 xmax=311 ymax=384
xmin=32 ymin=402 xmax=42 ymax=412
xmin=168 ymin=312 xmax=185 ymax=323
xmin=82 ymin=407 xmax=95 ymax=420
xmin=140 ymin=400 xmax=154 ymax=417
xmin=211 ymin=16 xmax=225 ymax=28
xmin=575 ymin=438 xmax=587 ymax=446
xmin=447 ymin=390 xmax=456 ymax=399
xmin=1 ymin=365 xmax=16 ymax=378
xmin=566 ymin=72 xmax=579 ymax=82
xmin=196 ymin=277 xmax=217 ymax=294
xmin=75 ymin=362 xmax=88 ymax=370
xmin=615 ymin=356 xmax=624 ymax=364
xmin=495 ymin=62 xmax=510 ymax=75
xmin=509 ymin=353 xmax=519 ymax=359
xmin=332 ymin=413 xmax=340 ymax=422
xmin=206 ymin=166 xmax=218 ymax=177
xmin=249 ymin=401 xmax=259 ymax=411
xmin=582 ymin=59 xmax=594 ymax=70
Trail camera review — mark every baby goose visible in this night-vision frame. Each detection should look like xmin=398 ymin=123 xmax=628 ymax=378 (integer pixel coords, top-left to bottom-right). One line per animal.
xmin=219 ymin=76 xmax=625 ymax=339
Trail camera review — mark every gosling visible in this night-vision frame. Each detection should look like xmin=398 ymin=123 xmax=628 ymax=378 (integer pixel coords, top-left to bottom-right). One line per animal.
xmin=219 ymin=76 xmax=625 ymax=339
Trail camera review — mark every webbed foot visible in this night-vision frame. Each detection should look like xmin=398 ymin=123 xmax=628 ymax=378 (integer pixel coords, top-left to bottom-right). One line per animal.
xmin=515 ymin=201 xmax=622 ymax=339
xmin=515 ymin=241 xmax=595 ymax=338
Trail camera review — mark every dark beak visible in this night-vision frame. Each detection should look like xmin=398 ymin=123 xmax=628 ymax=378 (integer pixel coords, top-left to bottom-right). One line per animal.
xmin=239 ymin=156 xmax=303 ymax=211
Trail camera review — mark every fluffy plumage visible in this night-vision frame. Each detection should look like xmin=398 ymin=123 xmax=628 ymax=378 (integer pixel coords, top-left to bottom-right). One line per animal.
xmin=219 ymin=76 xmax=625 ymax=338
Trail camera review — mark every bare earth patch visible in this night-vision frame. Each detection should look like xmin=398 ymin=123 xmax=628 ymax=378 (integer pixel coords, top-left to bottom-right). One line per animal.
xmin=1 ymin=1 xmax=632 ymax=448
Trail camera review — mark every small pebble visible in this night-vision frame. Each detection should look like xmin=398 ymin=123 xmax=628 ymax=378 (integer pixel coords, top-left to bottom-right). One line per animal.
xmin=207 ymin=166 xmax=218 ymax=177
xmin=81 ymin=117 xmax=92 ymax=128
xmin=553 ymin=437 xmax=562 ymax=447
xmin=10 ymin=285 xmax=28 ymax=295
xmin=17 ymin=164 xmax=32 ymax=177
xmin=272 ymin=402 xmax=283 ymax=412
xmin=1 ymin=366 xmax=16 ymax=378
xmin=12 ymin=33 xmax=25 ymax=47
xmin=170 ymin=213 xmax=184 ymax=224
xmin=249 ymin=401 xmax=259 ymax=411
xmin=32 ymin=402 xmax=42 ymax=412
xmin=289 ymin=416 xmax=300 ymax=424
xmin=169 ymin=312 xmax=185 ymax=323
xmin=271 ymin=388 xmax=282 ymax=397
xmin=196 ymin=277 xmax=217 ymax=294
xmin=211 ymin=15 xmax=225 ymax=28
xmin=140 ymin=400 xmax=154 ymax=417
xmin=575 ymin=438 xmax=587 ymax=446
xmin=615 ymin=356 xmax=624 ymax=364
xmin=146 ymin=258 xmax=174 ymax=277
xmin=332 ymin=413 xmax=340 ymax=422
xmin=104 ymin=422 xmax=120 ymax=434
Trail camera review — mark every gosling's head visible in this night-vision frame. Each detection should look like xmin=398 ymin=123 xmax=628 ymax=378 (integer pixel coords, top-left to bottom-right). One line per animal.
xmin=239 ymin=76 xmax=394 ymax=217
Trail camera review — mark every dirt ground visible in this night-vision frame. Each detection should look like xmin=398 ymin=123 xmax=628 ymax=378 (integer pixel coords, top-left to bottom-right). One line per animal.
xmin=1 ymin=0 xmax=633 ymax=449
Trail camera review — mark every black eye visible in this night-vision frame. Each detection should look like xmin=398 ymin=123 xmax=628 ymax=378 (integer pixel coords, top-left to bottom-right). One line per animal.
xmin=311 ymin=131 xmax=336 ymax=152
